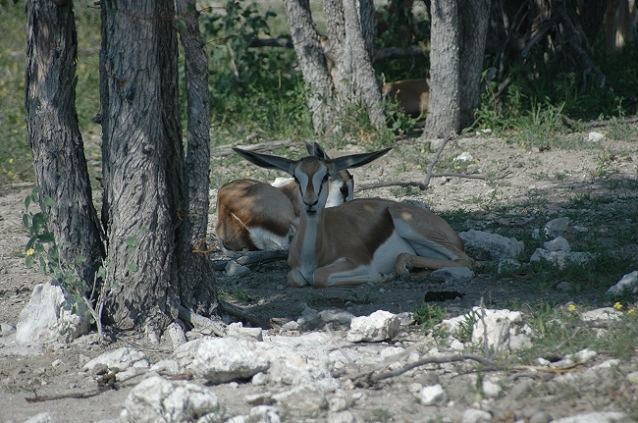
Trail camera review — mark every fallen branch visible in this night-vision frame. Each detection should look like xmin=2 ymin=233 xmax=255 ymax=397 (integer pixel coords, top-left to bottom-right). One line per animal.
xmin=211 ymin=249 xmax=288 ymax=271
xmin=218 ymin=300 xmax=270 ymax=329
xmin=349 ymin=353 xmax=497 ymax=387
xmin=26 ymin=388 xmax=109 ymax=403
xmin=356 ymin=173 xmax=487 ymax=191
xmin=177 ymin=304 xmax=226 ymax=337
xmin=213 ymin=140 xmax=296 ymax=158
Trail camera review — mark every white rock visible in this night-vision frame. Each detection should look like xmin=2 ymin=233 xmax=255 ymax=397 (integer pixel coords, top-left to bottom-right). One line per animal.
xmin=120 ymin=376 xmax=225 ymax=423
xmin=150 ymin=359 xmax=180 ymax=375
xmin=83 ymin=347 xmax=147 ymax=371
xmin=544 ymin=217 xmax=571 ymax=238
xmin=430 ymin=266 xmax=474 ymax=283
xmin=251 ymin=372 xmax=267 ymax=385
xmin=225 ymin=261 xmax=250 ymax=276
xmin=543 ymin=236 xmax=571 ymax=252
xmin=280 ymin=321 xmax=300 ymax=331
xmin=626 ymin=371 xmax=638 ymax=384
xmin=318 ymin=309 xmax=355 ymax=326
xmin=16 ymin=282 xmax=90 ymax=348
xmin=594 ymin=359 xmax=620 ymax=369
xmin=462 ymin=408 xmax=492 ymax=423
xmin=586 ymin=131 xmax=605 ymax=143
xmin=570 ymin=348 xmax=597 ymax=363
xmin=164 ymin=322 xmax=187 ymax=348
xmin=580 ymin=307 xmax=622 ymax=322
xmin=482 ymin=379 xmax=502 ymax=398
xmin=419 ymin=384 xmax=448 ymax=405
xmin=438 ymin=315 xmax=467 ymax=335
xmin=328 ymin=393 xmax=349 ymax=412
xmin=606 ymin=271 xmax=638 ymax=296
xmin=24 ymin=412 xmax=54 ymax=423
xmin=347 ymin=310 xmax=400 ymax=342
xmin=454 ymin=152 xmax=474 ymax=162
xmin=173 ymin=338 xmax=269 ymax=383
xmin=471 ymin=308 xmax=531 ymax=352
xmin=272 ymin=384 xmax=327 ymax=414
xmin=227 ymin=322 xmax=263 ymax=341
xmin=551 ymin=411 xmax=626 ymax=423
xmin=497 ymin=258 xmax=521 ymax=274
xmin=328 ymin=411 xmax=358 ymax=423
xmin=530 ymin=249 xmax=591 ymax=269
xmin=0 ymin=322 xmax=16 ymax=335
xmin=248 ymin=405 xmax=281 ymax=423
xmin=459 ymin=230 xmax=524 ymax=260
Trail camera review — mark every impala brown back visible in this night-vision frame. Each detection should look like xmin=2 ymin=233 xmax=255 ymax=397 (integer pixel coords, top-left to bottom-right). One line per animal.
xmin=216 ymin=179 xmax=295 ymax=251
xmin=382 ymin=79 xmax=429 ymax=117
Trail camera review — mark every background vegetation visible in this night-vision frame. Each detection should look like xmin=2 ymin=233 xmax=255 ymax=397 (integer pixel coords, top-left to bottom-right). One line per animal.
xmin=1 ymin=1 xmax=636 ymax=185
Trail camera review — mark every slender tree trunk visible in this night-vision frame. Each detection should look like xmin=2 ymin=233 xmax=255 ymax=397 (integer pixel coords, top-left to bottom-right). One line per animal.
xmin=25 ymin=0 xmax=104 ymax=291
xmin=423 ymin=0 xmax=462 ymax=138
xmin=284 ymin=0 xmax=338 ymax=134
xmin=459 ymin=0 xmax=491 ymax=128
xmin=342 ymin=0 xmax=385 ymax=130
xmin=175 ymin=0 xmax=217 ymax=315
xmin=101 ymin=0 xmax=181 ymax=330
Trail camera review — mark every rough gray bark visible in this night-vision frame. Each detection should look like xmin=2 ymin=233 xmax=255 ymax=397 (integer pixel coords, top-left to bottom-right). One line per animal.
xmin=285 ymin=0 xmax=385 ymax=134
xmin=423 ymin=0 xmax=462 ymax=138
xmin=175 ymin=0 xmax=217 ymax=315
xmin=424 ymin=0 xmax=491 ymax=138
xmin=459 ymin=0 xmax=491 ymax=128
xmin=284 ymin=0 xmax=338 ymax=134
xmin=25 ymin=0 xmax=104 ymax=291
xmin=101 ymin=0 xmax=181 ymax=330
xmin=342 ymin=0 xmax=385 ymax=130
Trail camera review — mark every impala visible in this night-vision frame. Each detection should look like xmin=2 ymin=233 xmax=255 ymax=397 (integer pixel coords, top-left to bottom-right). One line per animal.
xmin=382 ymin=78 xmax=430 ymax=117
xmin=216 ymin=143 xmax=353 ymax=251
xmin=233 ymin=146 xmax=473 ymax=287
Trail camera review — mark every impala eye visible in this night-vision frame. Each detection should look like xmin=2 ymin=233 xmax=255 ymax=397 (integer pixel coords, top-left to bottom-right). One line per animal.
xmin=340 ymin=183 xmax=349 ymax=197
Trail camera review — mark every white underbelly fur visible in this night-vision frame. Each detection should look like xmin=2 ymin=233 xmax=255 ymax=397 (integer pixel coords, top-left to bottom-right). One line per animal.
xmin=371 ymin=230 xmax=415 ymax=274
xmin=248 ymin=227 xmax=290 ymax=250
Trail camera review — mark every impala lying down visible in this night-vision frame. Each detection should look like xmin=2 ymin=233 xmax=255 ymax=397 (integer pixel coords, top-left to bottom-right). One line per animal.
xmin=216 ymin=143 xmax=353 ymax=251
xmin=233 ymin=146 xmax=473 ymax=287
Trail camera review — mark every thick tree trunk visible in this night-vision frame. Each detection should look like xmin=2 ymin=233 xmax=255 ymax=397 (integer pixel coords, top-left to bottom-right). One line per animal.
xmin=284 ymin=0 xmax=338 ymax=134
xmin=423 ymin=0 xmax=462 ymax=138
xmin=459 ymin=0 xmax=491 ymax=128
xmin=101 ymin=0 xmax=181 ymax=330
xmin=424 ymin=0 xmax=491 ymax=138
xmin=175 ymin=0 xmax=217 ymax=315
xmin=25 ymin=0 xmax=104 ymax=291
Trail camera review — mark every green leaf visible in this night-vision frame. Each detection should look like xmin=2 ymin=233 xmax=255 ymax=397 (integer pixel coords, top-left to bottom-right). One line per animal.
xmin=24 ymin=194 xmax=32 ymax=210
xmin=38 ymin=232 xmax=55 ymax=243
xmin=25 ymin=237 xmax=36 ymax=249
xmin=25 ymin=255 xmax=34 ymax=268
xmin=126 ymin=236 xmax=138 ymax=250
xmin=42 ymin=196 xmax=55 ymax=208
xmin=32 ymin=213 xmax=46 ymax=233
xmin=96 ymin=266 xmax=107 ymax=280
xmin=22 ymin=213 xmax=29 ymax=228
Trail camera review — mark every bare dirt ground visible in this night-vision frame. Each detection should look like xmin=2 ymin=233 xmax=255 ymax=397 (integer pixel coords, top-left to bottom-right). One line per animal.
xmin=1 ymin=131 xmax=637 ymax=422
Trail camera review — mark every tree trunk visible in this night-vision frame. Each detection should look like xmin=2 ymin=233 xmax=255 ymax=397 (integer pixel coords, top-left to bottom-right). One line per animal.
xmin=175 ymin=0 xmax=217 ymax=315
xmin=25 ymin=0 xmax=104 ymax=291
xmin=459 ymin=0 xmax=491 ymax=128
xmin=101 ymin=0 xmax=182 ymax=330
xmin=423 ymin=0 xmax=462 ymax=138
xmin=342 ymin=0 xmax=385 ymax=130
xmin=284 ymin=0 xmax=338 ymax=134
xmin=423 ymin=0 xmax=491 ymax=138
xmin=285 ymin=0 xmax=385 ymax=134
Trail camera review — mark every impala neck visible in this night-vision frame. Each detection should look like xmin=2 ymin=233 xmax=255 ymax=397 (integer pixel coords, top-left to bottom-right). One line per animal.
xmin=295 ymin=209 xmax=325 ymax=282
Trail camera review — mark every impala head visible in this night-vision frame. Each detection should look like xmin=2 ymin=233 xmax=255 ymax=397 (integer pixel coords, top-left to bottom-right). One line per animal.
xmin=233 ymin=144 xmax=391 ymax=216
xmin=304 ymin=142 xmax=354 ymax=207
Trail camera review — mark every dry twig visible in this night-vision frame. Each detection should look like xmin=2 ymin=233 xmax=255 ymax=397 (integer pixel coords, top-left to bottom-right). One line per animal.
xmin=349 ymin=353 xmax=497 ymax=387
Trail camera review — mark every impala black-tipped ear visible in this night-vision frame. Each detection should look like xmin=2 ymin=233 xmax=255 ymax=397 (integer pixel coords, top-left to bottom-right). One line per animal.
xmin=329 ymin=147 xmax=392 ymax=173
xmin=305 ymin=142 xmax=329 ymax=160
xmin=233 ymin=148 xmax=295 ymax=174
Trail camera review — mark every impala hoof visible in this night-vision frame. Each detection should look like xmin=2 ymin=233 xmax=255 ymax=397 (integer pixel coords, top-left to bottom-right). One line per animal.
xmin=287 ymin=270 xmax=310 ymax=287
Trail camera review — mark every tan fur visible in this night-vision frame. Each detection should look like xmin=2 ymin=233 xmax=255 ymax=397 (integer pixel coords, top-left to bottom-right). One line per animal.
xmin=382 ymin=79 xmax=430 ymax=117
